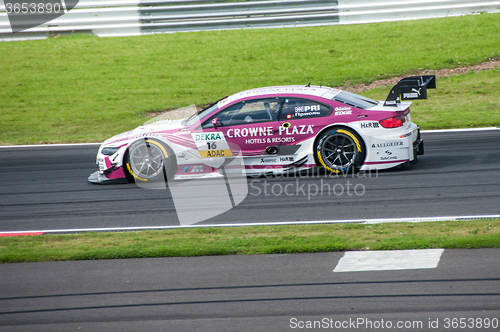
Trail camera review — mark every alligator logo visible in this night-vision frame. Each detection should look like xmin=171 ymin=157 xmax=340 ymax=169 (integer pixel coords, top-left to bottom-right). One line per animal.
xmin=5 ymin=1 xmax=79 ymax=33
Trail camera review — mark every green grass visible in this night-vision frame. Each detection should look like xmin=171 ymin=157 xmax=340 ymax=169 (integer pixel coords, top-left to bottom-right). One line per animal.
xmin=1 ymin=219 xmax=498 ymax=263
xmin=1 ymin=15 xmax=499 ymax=263
xmin=1 ymin=13 xmax=500 ymax=144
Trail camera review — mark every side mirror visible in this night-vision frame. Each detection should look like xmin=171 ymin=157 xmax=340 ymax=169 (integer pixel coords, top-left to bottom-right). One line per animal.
xmin=212 ymin=117 xmax=219 ymax=129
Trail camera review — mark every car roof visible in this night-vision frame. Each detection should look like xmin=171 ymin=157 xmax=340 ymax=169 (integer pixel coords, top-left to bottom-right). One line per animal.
xmin=220 ymin=85 xmax=342 ymax=107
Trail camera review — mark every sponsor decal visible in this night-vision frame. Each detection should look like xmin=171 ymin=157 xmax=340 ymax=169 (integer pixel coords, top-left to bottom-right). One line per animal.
xmin=227 ymin=127 xmax=274 ymax=138
xmin=376 ymin=150 xmax=397 ymax=160
xmin=226 ymin=125 xmax=314 ymax=138
xmin=400 ymin=128 xmax=417 ymax=138
xmin=246 ymin=138 xmax=267 ymax=144
xmin=218 ymin=97 xmax=230 ymax=107
xmin=98 ymin=158 xmax=105 ymax=171
xmin=361 ymin=122 xmax=380 ymax=129
xmin=272 ymin=137 xmax=295 ymax=143
xmin=334 ymin=107 xmax=352 ymax=116
xmin=294 ymin=105 xmax=321 ymax=118
xmin=245 ymin=137 xmax=295 ymax=144
xmin=295 ymin=111 xmax=321 ymax=118
xmin=172 ymin=130 xmax=191 ymax=136
xmin=182 ymin=165 xmax=205 ymax=173
xmin=403 ymin=88 xmax=422 ymax=99
xmin=371 ymin=142 xmax=404 ymax=149
xmin=134 ymin=133 xmax=160 ymax=139
xmin=193 ymin=132 xmax=223 ymax=141
xmin=280 ymin=156 xmax=295 ymax=162
xmin=246 ymin=87 xmax=316 ymax=96
xmin=261 ymin=158 xmax=277 ymax=163
xmin=279 ymin=125 xmax=314 ymax=135
xmin=200 ymin=150 xmax=232 ymax=158
xmin=192 ymin=131 xmax=233 ymax=158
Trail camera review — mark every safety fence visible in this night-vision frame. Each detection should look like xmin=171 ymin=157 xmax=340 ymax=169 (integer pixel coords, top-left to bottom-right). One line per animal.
xmin=1 ymin=0 xmax=499 ymax=41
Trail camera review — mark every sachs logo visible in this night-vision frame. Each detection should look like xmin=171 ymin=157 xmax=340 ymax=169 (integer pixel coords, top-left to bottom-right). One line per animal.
xmin=5 ymin=1 xmax=79 ymax=33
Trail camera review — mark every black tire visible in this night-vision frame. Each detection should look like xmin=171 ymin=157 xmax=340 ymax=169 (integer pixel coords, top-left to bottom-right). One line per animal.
xmin=315 ymin=128 xmax=365 ymax=173
xmin=124 ymin=139 xmax=175 ymax=183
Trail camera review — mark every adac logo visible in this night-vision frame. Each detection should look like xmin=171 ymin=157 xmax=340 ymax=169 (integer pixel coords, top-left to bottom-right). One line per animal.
xmin=5 ymin=1 xmax=79 ymax=33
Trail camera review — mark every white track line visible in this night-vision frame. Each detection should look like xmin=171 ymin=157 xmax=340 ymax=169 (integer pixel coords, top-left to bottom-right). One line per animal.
xmin=0 ymin=143 xmax=100 ymax=148
xmin=421 ymin=127 xmax=500 ymax=133
xmin=333 ymin=249 xmax=444 ymax=272
xmin=0 ymin=143 xmax=101 ymax=149
xmin=1 ymin=214 xmax=499 ymax=236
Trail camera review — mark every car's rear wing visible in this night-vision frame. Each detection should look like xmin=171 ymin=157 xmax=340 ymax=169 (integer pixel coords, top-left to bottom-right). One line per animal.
xmin=384 ymin=75 xmax=436 ymax=107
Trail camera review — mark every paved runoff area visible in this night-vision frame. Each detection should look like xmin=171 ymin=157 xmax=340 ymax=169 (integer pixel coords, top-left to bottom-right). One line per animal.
xmin=0 ymin=249 xmax=499 ymax=331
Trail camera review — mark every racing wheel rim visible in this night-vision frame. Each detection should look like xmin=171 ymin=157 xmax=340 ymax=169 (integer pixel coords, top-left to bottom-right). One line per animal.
xmin=319 ymin=131 xmax=359 ymax=172
xmin=127 ymin=140 xmax=166 ymax=180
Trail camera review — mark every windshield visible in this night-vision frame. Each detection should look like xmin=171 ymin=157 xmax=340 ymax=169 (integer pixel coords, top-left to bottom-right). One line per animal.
xmin=333 ymin=91 xmax=378 ymax=110
xmin=182 ymin=101 xmax=221 ymax=127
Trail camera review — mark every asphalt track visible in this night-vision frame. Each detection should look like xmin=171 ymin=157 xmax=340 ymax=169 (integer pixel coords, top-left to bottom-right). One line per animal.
xmin=0 ymin=249 xmax=499 ymax=331
xmin=0 ymin=131 xmax=499 ymax=331
xmin=1 ymin=129 xmax=500 ymax=232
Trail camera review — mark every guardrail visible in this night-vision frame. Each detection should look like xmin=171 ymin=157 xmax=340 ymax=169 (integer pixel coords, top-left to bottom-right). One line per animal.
xmin=1 ymin=0 xmax=499 ymax=41
xmin=338 ymin=0 xmax=500 ymax=24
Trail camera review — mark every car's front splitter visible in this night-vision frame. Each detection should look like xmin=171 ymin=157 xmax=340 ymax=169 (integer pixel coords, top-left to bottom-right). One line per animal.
xmin=88 ymin=171 xmax=129 ymax=185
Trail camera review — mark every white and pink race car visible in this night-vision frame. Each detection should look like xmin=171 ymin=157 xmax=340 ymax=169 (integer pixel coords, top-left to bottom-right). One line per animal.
xmin=88 ymin=76 xmax=435 ymax=184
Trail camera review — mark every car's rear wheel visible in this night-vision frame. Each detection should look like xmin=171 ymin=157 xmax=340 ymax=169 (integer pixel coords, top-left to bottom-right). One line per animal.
xmin=315 ymin=128 xmax=365 ymax=173
xmin=124 ymin=139 xmax=175 ymax=183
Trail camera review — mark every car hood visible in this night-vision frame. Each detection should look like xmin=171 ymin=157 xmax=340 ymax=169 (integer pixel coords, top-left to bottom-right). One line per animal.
xmin=103 ymin=119 xmax=187 ymax=146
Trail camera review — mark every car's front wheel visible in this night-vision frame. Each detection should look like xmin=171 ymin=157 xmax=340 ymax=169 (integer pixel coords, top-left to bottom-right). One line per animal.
xmin=124 ymin=139 xmax=175 ymax=183
xmin=315 ymin=128 xmax=365 ymax=173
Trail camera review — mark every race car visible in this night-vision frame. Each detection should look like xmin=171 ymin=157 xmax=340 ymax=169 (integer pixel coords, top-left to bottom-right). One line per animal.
xmin=88 ymin=75 xmax=435 ymax=184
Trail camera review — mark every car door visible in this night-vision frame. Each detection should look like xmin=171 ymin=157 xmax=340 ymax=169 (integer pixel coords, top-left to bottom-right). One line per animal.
xmin=277 ymin=97 xmax=334 ymax=145
xmin=194 ymin=98 xmax=283 ymax=160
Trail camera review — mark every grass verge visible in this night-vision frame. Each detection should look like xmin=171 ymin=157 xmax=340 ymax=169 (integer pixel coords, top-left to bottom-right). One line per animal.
xmin=1 ymin=219 xmax=498 ymax=263
xmin=1 ymin=13 xmax=499 ymax=144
